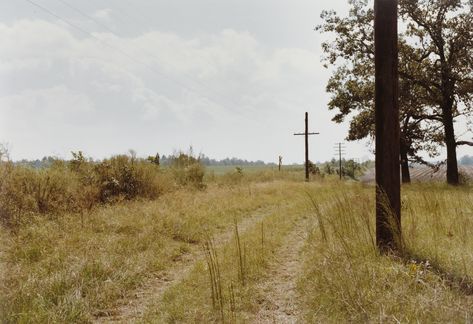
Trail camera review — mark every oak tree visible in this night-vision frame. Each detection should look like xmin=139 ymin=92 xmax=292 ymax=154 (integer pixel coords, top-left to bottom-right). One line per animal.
xmin=318 ymin=0 xmax=473 ymax=184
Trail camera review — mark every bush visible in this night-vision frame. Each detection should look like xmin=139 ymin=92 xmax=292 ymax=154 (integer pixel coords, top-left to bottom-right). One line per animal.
xmin=170 ymin=152 xmax=206 ymax=189
xmin=459 ymin=170 xmax=472 ymax=185
xmin=0 ymin=162 xmax=79 ymax=227
xmin=0 ymin=152 xmax=175 ymax=229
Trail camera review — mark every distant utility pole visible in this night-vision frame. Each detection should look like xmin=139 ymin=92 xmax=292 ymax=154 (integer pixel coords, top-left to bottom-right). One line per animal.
xmin=334 ymin=142 xmax=346 ymax=180
xmin=375 ymin=0 xmax=401 ymax=252
xmin=294 ymin=112 xmax=320 ymax=181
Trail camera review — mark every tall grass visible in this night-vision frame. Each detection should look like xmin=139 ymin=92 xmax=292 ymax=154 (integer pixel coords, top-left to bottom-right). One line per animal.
xmin=299 ymin=183 xmax=473 ymax=322
xmin=3 ymin=160 xmax=472 ymax=323
xmin=0 ymin=180 xmax=298 ymax=323
xmin=142 ymin=182 xmax=310 ymax=323
xmin=402 ymin=184 xmax=473 ymax=280
xmin=0 ymin=151 xmax=212 ymax=230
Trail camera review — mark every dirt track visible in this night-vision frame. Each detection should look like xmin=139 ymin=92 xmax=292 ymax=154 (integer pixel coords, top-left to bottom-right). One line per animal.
xmin=94 ymin=207 xmax=276 ymax=323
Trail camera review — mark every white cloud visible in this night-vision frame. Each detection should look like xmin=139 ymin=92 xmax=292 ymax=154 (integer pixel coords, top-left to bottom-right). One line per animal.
xmin=1 ymin=85 xmax=94 ymax=122
xmin=92 ymin=9 xmax=113 ymax=22
xmin=0 ymin=17 xmax=360 ymax=161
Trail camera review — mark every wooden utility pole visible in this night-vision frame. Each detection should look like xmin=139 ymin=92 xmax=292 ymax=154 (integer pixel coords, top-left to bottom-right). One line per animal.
xmin=294 ymin=112 xmax=319 ymax=181
xmin=375 ymin=0 xmax=401 ymax=251
xmin=339 ymin=143 xmax=342 ymax=179
xmin=334 ymin=142 xmax=346 ymax=180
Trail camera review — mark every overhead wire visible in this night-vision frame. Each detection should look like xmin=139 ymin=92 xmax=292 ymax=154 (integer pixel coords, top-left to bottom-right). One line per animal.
xmin=25 ymin=0 xmax=240 ymax=112
xmin=55 ymin=0 xmax=117 ymax=35
xmin=67 ymin=0 xmax=244 ymax=111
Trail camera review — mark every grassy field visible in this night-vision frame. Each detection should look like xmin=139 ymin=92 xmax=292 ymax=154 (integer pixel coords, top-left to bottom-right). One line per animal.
xmin=205 ymin=164 xmax=303 ymax=176
xmin=1 ymin=163 xmax=473 ymax=323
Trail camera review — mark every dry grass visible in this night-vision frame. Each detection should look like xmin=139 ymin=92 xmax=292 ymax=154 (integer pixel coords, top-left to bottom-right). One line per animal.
xmin=299 ymin=182 xmax=473 ymax=322
xmin=141 ymin=181 xmax=312 ymax=323
xmin=0 ymin=181 xmax=295 ymax=323
xmin=402 ymin=184 xmax=473 ymax=281
xmin=2 ymin=163 xmax=473 ymax=323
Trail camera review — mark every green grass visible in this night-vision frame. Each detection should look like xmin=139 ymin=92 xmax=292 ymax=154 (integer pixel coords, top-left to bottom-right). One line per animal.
xmin=142 ymin=181 xmax=312 ymax=323
xmin=0 ymin=182 xmax=303 ymax=323
xmin=299 ymin=182 xmax=473 ymax=322
xmin=2 ymin=174 xmax=473 ymax=323
xmin=205 ymin=164 xmax=303 ymax=176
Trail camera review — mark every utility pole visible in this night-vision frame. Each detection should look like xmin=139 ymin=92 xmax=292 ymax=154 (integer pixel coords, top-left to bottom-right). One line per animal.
xmin=375 ymin=0 xmax=401 ymax=252
xmin=339 ymin=144 xmax=342 ymax=179
xmin=334 ymin=143 xmax=346 ymax=180
xmin=294 ymin=112 xmax=320 ymax=181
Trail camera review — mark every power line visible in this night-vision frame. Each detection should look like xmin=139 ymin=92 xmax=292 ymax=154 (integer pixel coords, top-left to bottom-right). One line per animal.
xmin=55 ymin=0 xmax=117 ymax=34
xmin=25 ymin=0 xmax=238 ymax=111
xmin=57 ymin=0 xmax=245 ymax=112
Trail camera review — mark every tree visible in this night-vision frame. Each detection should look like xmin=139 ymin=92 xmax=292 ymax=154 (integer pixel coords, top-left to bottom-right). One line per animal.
xmin=147 ymin=153 xmax=160 ymax=166
xmin=0 ymin=144 xmax=10 ymax=162
xmin=318 ymin=0 xmax=473 ymax=184
xmin=460 ymin=154 xmax=473 ymax=165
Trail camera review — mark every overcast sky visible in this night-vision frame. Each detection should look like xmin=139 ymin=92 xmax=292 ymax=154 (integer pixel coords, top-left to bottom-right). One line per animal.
xmin=0 ymin=1 xmax=470 ymax=163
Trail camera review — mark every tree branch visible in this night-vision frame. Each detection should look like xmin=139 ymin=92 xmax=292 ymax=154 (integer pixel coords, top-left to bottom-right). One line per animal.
xmin=457 ymin=140 xmax=473 ymax=146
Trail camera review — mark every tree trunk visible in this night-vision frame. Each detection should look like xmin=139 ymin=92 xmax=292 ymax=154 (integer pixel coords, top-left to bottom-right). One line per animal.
xmin=443 ymin=104 xmax=459 ymax=185
xmin=400 ymin=139 xmax=410 ymax=183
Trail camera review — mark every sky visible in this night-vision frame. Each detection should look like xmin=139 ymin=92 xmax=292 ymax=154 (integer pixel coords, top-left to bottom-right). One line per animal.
xmin=0 ymin=0 xmax=470 ymax=164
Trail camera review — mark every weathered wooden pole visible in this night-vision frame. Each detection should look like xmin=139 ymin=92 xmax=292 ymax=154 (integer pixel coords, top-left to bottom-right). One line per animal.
xmin=293 ymin=112 xmax=319 ymax=182
xmin=339 ymin=142 xmax=342 ymax=180
xmin=305 ymin=112 xmax=309 ymax=181
xmin=375 ymin=0 xmax=401 ymax=251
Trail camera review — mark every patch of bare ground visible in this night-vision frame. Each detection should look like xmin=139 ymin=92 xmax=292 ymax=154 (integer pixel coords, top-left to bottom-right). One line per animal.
xmin=94 ymin=207 xmax=273 ymax=323
xmin=252 ymin=216 xmax=308 ymax=324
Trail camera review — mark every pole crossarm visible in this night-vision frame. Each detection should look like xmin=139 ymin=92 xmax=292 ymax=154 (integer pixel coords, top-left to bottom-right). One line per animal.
xmin=293 ymin=112 xmax=320 ymax=181
xmin=294 ymin=132 xmax=320 ymax=136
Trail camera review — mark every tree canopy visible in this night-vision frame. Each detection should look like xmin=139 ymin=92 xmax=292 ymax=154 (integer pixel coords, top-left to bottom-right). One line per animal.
xmin=317 ymin=0 xmax=473 ymax=184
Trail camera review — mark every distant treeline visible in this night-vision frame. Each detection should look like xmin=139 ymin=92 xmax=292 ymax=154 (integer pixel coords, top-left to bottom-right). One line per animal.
xmin=460 ymin=155 xmax=473 ymax=165
xmin=14 ymin=154 xmax=276 ymax=168
xmin=162 ymin=155 xmax=275 ymax=167
xmin=14 ymin=154 xmax=473 ymax=169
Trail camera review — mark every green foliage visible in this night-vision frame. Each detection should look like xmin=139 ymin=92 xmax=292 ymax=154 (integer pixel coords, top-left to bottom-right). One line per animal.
xmin=147 ymin=153 xmax=160 ymax=166
xmin=93 ymin=155 xmax=163 ymax=202
xmin=0 ymin=162 xmax=79 ymax=228
xmin=343 ymin=159 xmax=363 ymax=179
xmin=0 ymin=152 xmax=175 ymax=229
xmin=307 ymin=160 xmax=320 ymax=176
xmin=170 ymin=152 xmax=206 ymax=189
xmin=318 ymin=158 xmax=366 ymax=179
xmin=460 ymin=155 xmax=473 ymax=165
xmin=317 ymin=0 xmax=473 ymax=182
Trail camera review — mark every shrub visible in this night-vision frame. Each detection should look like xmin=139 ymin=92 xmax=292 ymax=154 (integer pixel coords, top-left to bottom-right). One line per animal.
xmin=93 ymin=155 xmax=166 ymax=202
xmin=170 ymin=152 xmax=206 ymax=189
xmin=307 ymin=160 xmax=321 ymax=176
xmin=0 ymin=152 xmax=175 ymax=229
xmin=459 ymin=170 xmax=472 ymax=185
xmin=219 ymin=167 xmax=245 ymax=186
xmin=0 ymin=162 xmax=78 ymax=227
